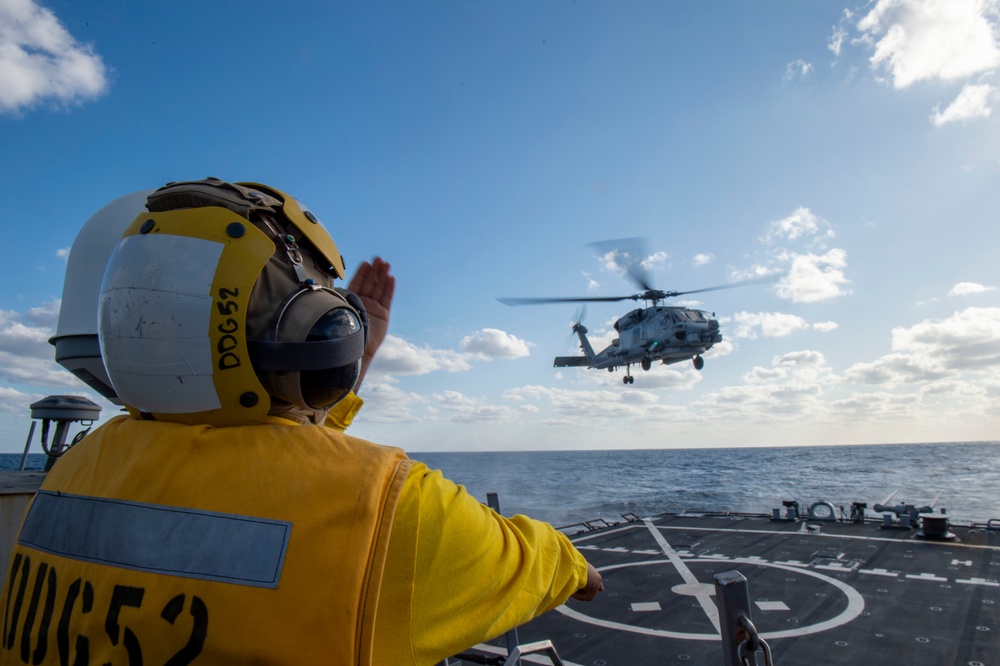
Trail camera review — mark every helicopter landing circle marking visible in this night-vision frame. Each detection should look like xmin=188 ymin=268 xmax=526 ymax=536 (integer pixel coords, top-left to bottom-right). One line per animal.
xmin=556 ymin=558 xmax=865 ymax=641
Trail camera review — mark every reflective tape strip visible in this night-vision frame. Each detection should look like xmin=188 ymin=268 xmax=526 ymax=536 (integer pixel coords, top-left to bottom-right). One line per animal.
xmin=100 ymin=233 xmax=224 ymax=413
xmin=18 ymin=491 xmax=291 ymax=588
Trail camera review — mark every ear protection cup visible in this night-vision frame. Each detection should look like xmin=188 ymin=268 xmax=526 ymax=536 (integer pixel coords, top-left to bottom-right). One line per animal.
xmin=248 ymin=285 xmax=369 ymax=410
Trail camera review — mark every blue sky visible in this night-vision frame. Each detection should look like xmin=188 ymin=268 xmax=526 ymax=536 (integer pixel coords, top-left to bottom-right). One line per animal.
xmin=1 ymin=0 xmax=998 ymax=453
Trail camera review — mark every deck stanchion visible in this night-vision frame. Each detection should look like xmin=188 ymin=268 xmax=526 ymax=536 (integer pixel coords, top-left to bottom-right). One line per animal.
xmin=714 ymin=570 xmax=772 ymax=666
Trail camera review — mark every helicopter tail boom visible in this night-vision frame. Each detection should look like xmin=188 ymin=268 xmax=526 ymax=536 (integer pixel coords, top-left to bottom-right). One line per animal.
xmin=553 ymin=321 xmax=597 ymax=368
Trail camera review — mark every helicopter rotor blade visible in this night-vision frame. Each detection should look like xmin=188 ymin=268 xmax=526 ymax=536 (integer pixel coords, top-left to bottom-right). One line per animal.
xmin=670 ymin=274 xmax=781 ymax=297
xmin=498 ymin=295 xmax=632 ymax=306
xmin=587 ymin=237 xmax=655 ymax=292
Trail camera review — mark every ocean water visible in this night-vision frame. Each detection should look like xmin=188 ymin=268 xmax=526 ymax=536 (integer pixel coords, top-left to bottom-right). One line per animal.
xmin=5 ymin=441 xmax=998 ymax=527
xmin=413 ymin=441 xmax=1000 ymax=528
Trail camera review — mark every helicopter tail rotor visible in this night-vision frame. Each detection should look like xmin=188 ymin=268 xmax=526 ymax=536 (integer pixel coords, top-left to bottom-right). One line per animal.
xmin=571 ymin=304 xmax=588 ymax=332
xmin=565 ymin=305 xmax=588 ymax=350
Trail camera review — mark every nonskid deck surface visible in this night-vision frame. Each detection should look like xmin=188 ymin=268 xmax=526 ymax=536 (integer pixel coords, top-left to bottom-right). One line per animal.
xmin=457 ymin=513 xmax=1000 ymax=665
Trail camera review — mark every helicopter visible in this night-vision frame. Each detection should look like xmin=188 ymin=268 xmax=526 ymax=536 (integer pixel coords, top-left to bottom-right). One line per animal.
xmin=498 ymin=240 xmax=776 ymax=384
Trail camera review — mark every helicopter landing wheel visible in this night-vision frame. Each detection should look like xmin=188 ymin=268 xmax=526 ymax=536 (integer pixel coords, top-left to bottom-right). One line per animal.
xmin=693 ymin=355 xmax=704 ymax=370
xmin=641 ymin=356 xmax=651 ymax=371
xmin=622 ymin=375 xmax=634 ymax=384
xmin=622 ymin=376 xmax=628 ymax=384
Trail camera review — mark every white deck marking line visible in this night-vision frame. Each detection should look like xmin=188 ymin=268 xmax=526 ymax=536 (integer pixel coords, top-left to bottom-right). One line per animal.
xmin=471 ymin=642 xmax=585 ymax=666
xmin=859 ymin=568 xmax=898 ymax=577
xmin=956 ymin=578 xmax=1000 ymax=587
xmin=905 ymin=573 xmax=948 ymax=581
xmin=816 ymin=563 xmax=859 ymax=571
xmin=643 ymin=518 xmax=721 ymax=634
xmin=556 ymin=558 xmax=866 ymax=641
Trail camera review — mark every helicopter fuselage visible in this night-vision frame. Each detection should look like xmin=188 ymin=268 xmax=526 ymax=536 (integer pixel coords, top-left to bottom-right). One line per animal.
xmin=554 ymin=305 xmax=722 ymax=378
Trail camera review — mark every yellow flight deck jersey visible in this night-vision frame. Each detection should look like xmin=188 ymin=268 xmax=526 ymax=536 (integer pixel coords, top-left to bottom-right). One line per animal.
xmin=1 ymin=396 xmax=589 ymax=665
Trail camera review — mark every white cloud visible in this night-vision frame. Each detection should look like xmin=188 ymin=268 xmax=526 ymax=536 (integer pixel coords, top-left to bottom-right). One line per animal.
xmin=692 ymin=253 xmax=713 ymax=266
xmin=0 ymin=307 xmax=53 ymax=358
xmin=931 ymin=83 xmax=997 ymax=124
xmin=775 ymin=248 xmax=852 ymax=303
xmin=26 ymin=299 xmax=59 ymax=327
xmin=368 ymin=334 xmax=473 ymax=376
xmin=368 ymin=329 xmax=533 ymax=380
xmin=764 ymin=207 xmax=835 ymax=245
xmin=844 ymin=351 xmax=949 ymax=384
xmin=744 ymin=350 xmax=838 ymax=387
xmin=829 ymin=24 xmax=848 ymax=57
xmin=892 ymin=306 xmax=1000 ymax=368
xmin=857 ymin=0 xmax=1000 ymax=89
xmin=845 ymin=306 xmax=1000 ymax=384
xmin=594 ymin=241 xmax=666 ymax=278
xmin=503 ymin=384 xmax=681 ymax=423
xmin=351 ymin=381 xmax=425 ymax=424
xmin=0 ymin=350 xmax=84 ymax=389
xmin=598 ymin=249 xmax=629 ymax=275
xmin=460 ymin=328 xmax=532 ymax=360
xmin=56 ymin=247 xmax=70 ymax=259
xmin=829 ymin=390 xmax=921 ymax=419
xmin=733 ymin=311 xmax=811 ymax=339
xmin=706 ymin=339 xmax=735 ymax=358
xmin=432 ymin=390 xmax=519 ymax=423
xmin=812 ymin=321 xmax=839 ymax=332
xmin=949 ymin=281 xmax=997 ymax=296
xmin=0 ymin=304 xmax=85 ymax=390
xmin=694 ymin=349 xmax=835 ymax=420
xmin=0 ymin=0 xmax=110 ymax=113
xmin=783 ymin=59 xmax=814 ymax=82
xmin=0 ymin=385 xmax=43 ymax=414
xmin=639 ymin=251 xmax=668 ymax=272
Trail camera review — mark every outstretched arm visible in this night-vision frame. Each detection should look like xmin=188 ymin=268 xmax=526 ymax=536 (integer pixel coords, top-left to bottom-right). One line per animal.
xmin=348 ymin=257 xmax=395 ymax=392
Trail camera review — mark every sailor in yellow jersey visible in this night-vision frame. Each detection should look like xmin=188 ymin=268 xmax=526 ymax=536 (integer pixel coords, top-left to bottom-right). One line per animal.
xmin=1 ymin=178 xmax=603 ymax=665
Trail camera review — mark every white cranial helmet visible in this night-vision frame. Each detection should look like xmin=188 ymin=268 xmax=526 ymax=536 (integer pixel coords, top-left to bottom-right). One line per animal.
xmin=98 ymin=178 xmax=369 ymax=427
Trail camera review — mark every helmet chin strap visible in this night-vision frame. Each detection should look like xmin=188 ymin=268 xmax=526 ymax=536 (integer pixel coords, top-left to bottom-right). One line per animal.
xmin=266 ymin=399 xmax=332 ymax=426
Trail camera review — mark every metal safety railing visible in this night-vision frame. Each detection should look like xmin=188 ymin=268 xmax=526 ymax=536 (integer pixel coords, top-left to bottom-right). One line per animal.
xmin=715 ymin=570 xmax=774 ymax=666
